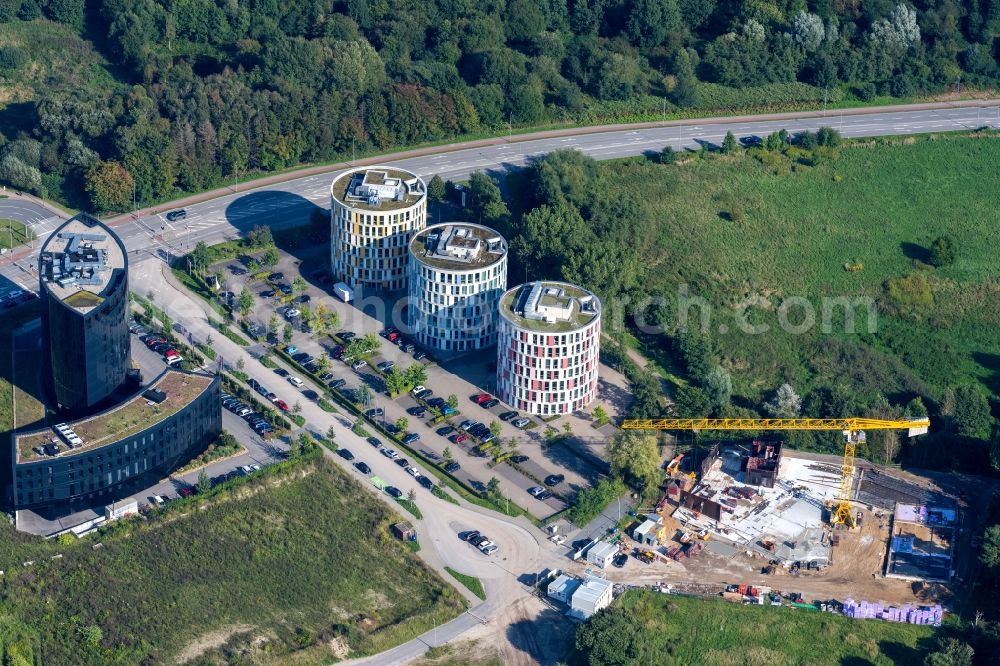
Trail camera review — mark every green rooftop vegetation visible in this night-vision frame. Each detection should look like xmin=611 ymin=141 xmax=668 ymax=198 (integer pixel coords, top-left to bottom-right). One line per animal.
xmin=332 ymin=168 xmax=424 ymax=212
xmin=17 ymin=371 xmax=213 ymax=462
xmin=500 ymin=283 xmax=599 ymax=333
xmin=62 ymin=290 xmax=104 ymax=309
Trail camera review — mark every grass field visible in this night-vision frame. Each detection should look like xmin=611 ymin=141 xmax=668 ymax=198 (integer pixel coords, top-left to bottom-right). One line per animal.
xmin=0 ymin=20 xmax=118 ymax=110
xmin=578 ymin=591 xmax=939 ymax=665
xmin=444 ymin=567 xmax=486 ymax=600
xmin=0 ymin=218 xmax=35 ymax=250
xmin=0 ymin=456 xmax=466 ymax=664
xmin=525 ymin=134 xmax=1000 ymax=414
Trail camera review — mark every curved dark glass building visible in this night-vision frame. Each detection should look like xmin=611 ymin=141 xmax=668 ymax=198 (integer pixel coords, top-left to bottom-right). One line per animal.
xmin=12 ymin=370 xmax=221 ymax=510
xmin=39 ymin=213 xmax=130 ymax=414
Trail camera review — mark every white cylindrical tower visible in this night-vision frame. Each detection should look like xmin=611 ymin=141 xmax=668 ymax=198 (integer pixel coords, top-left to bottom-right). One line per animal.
xmin=330 ymin=166 xmax=427 ymax=291
xmin=407 ymin=223 xmax=508 ymax=352
xmin=496 ymin=281 xmax=602 ymax=416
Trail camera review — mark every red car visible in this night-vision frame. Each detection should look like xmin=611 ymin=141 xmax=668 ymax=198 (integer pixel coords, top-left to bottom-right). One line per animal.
xmin=178 ymin=486 xmax=193 ymax=497
xmin=273 ymin=399 xmax=289 ymax=411
xmin=450 ymin=433 xmax=468 ymax=444
xmin=164 ymin=349 xmax=180 ymax=359
xmin=387 ymin=332 xmax=400 ymax=342
xmin=474 ymin=393 xmax=492 ymax=405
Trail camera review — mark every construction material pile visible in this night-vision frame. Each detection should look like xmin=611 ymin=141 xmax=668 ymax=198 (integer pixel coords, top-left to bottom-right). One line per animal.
xmin=842 ymin=598 xmax=943 ymax=626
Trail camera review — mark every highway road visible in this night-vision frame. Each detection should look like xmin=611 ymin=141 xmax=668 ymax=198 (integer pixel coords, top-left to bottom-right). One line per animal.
xmin=1 ymin=101 xmax=998 ymax=294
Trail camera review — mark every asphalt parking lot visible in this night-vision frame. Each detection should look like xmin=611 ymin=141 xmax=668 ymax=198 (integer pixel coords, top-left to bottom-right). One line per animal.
xmin=212 ymin=247 xmax=608 ymax=518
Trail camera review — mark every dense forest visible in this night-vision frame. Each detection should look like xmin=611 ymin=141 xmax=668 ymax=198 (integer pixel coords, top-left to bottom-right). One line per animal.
xmin=0 ymin=0 xmax=998 ymax=210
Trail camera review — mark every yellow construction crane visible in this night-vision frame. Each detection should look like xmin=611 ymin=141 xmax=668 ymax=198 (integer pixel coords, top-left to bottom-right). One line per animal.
xmin=621 ymin=417 xmax=930 ymax=528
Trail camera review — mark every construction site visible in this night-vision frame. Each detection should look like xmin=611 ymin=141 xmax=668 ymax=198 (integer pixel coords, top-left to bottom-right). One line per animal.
xmin=564 ymin=417 xmax=993 ymax=615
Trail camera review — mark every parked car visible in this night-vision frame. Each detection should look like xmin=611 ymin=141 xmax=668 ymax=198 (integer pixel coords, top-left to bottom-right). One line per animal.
xmin=329 ymin=378 xmax=346 ymax=389
xmin=285 ymin=345 xmax=298 ymax=355
xmin=450 ymin=434 xmax=468 ymax=444
xmin=319 ymin=372 xmax=334 ymax=381
xmin=417 ymin=475 xmax=433 ymax=489
xmin=260 ymin=289 xmax=276 ymax=298
xmin=178 ymin=486 xmax=194 ymax=497
xmin=510 ymin=455 xmax=529 ymax=464
xmin=381 ymin=448 xmax=399 ymax=460
xmin=499 ymin=411 xmax=518 ymax=421
xmin=407 ymin=406 xmax=426 ymax=417
xmin=297 ymin=294 xmax=311 ymax=303
xmin=473 ymin=393 xmax=492 ymax=404
xmin=481 ymin=544 xmax=499 ymax=555
xmin=395 ymin=457 xmax=409 ymax=468
xmin=405 ymin=465 xmax=420 ymax=477
xmin=338 ymin=331 xmax=356 ymax=341
xmin=354 ymin=461 xmax=371 ymax=474
xmin=403 ymin=433 xmax=420 ymax=445
xmin=413 ymin=351 xmax=427 ymax=361
xmin=385 ymin=486 xmax=402 ymax=498
xmin=427 ymin=397 xmax=445 ymax=407
xmin=365 ymin=408 xmax=384 ymax=418
xmin=284 ymin=308 xmax=301 ymax=319
xmin=441 ymin=406 xmax=457 ymax=416
xmin=469 ymin=534 xmax=487 ymax=547
xmin=351 ymin=360 xmax=368 ymax=370
xmin=411 ymin=385 xmax=427 ymax=396
xmin=536 ymin=490 xmax=553 ymax=500
xmin=376 ymin=360 xmax=395 ymax=372
xmin=444 ymin=461 xmax=460 ymax=473
xmin=528 ymin=486 xmax=545 ymax=497
xmin=278 ymin=284 xmax=293 ymax=295
xmin=288 ymin=376 xmax=304 ymax=387
xmin=274 ymin=368 xmax=289 ymax=377
xmin=302 ymin=389 xmax=319 ymax=401
xmin=401 ymin=343 xmax=415 ymax=353
xmin=436 ymin=425 xmax=454 ymax=436
xmin=464 ymin=530 xmax=481 ymax=543
xmin=482 ymin=398 xmax=499 ymax=409
xmin=544 ymin=474 xmax=565 ymax=486
xmin=511 ymin=417 xmax=530 ymax=428
xmin=268 ymin=272 xmax=284 ymax=281
xmin=337 ymin=448 xmax=355 ymax=461
xmin=613 ymin=553 xmax=628 ymax=568
xmin=367 ymin=437 xmax=382 ymax=448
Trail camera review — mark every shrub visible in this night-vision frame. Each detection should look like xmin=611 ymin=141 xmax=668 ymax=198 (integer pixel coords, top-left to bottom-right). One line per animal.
xmin=0 ymin=45 xmax=26 ymax=69
xmin=884 ymin=273 xmax=934 ymax=316
xmin=928 ymin=235 xmax=956 ymax=267
xmin=568 ymin=477 xmax=627 ymax=526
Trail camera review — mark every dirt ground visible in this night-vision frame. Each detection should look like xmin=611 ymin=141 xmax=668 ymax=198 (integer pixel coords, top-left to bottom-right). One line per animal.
xmin=561 ymin=497 xmax=977 ymax=610
xmin=462 ymin=596 xmax=576 ymax=666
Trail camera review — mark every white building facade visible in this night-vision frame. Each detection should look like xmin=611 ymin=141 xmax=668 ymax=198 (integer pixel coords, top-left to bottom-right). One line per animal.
xmin=570 ymin=574 xmax=613 ymax=619
xmin=407 ymin=223 xmax=507 ymax=352
xmin=330 ymin=167 xmax=427 ymax=291
xmin=497 ymin=281 xmax=601 ymax=416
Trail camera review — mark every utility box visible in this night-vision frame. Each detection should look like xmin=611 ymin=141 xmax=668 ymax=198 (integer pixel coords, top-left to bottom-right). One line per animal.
xmin=333 ymin=282 xmax=354 ymax=302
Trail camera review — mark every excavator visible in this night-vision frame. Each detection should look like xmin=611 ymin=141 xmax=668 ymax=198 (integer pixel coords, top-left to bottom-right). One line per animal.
xmin=620 ymin=417 xmax=930 ymax=529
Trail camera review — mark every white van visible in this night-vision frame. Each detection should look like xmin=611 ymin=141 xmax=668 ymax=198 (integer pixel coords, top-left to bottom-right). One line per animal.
xmin=288 ymin=376 xmax=304 ymax=387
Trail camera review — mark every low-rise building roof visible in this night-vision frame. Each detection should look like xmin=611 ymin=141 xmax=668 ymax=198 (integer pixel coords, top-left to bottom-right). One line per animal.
xmin=587 ymin=540 xmax=619 ymax=562
xmin=16 ymin=370 xmax=214 ymax=463
xmin=571 ymin=574 xmax=613 ymax=608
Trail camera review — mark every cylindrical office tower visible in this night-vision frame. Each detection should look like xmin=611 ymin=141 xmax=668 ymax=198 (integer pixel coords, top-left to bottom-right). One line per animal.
xmin=496 ymin=282 xmax=602 ymax=416
xmin=407 ymin=223 xmax=508 ymax=352
xmin=330 ymin=166 xmax=427 ymax=292
xmin=39 ymin=213 xmax=131 ymax=414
